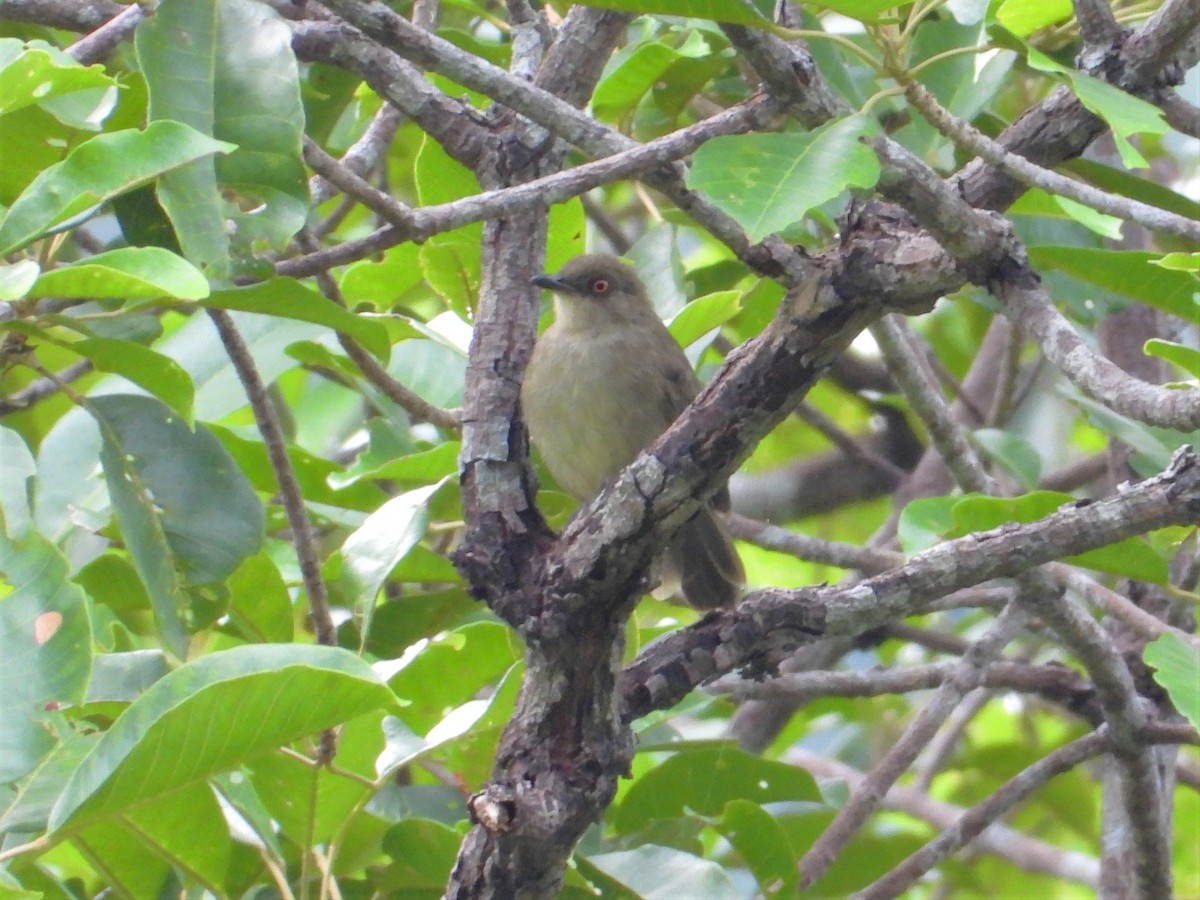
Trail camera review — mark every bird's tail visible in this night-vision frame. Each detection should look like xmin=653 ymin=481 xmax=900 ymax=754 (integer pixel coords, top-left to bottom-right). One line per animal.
xmin=665 ymin=507 xmax=745 ymax=609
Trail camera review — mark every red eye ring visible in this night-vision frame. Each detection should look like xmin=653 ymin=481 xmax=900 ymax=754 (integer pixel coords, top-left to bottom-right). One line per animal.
xmin=591 ymin=278 xmax=610 ymax=294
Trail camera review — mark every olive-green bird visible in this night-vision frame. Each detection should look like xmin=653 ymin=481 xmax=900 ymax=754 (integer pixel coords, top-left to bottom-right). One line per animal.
xmin=522 ymin=254 xmax=744 ymax=609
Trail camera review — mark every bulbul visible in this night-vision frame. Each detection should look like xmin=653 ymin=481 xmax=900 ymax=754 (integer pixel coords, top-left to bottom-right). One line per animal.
xmin=522 ymin=254 xmax=744 ymax=609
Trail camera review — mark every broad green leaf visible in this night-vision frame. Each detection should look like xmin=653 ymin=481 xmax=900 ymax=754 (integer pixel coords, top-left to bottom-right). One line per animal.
xmin=614 ymin=745 xmax=821 ymax=833
xmin=0 ymin=425 xmax=36 ymax=538
xmin=1144 ymin=340 xmax=1200 ymax=379
xmin=1028 ymin=247 xmax=1199 ymax=325
xmin=137 ymin=0 xmax=308 ymax=279
xmin=687 ymin=116 xmax=880 ymax=241
xmin=27 ymin=247 xmax=209 ymax=301
xmin=375 ymin=818 xmax=462 ymax=892
xmin=224 ymin=552 xmax=293 ymax=643
xmin=897 ymin=495 xmax=956 ymax=555
xmin=342 ymin=479 xmax=448 ymax=648
xmin=86 ymin=651 xmax=172 ymax=704
xmin=0 ymin=39 xmax=115 ymax=119
xmin=973 ymin=428 xmax=1041 ymax=489
xmin=667 ymin=290 xmax=742 ymax=349
xmin=716 ymin=800 xmax=798 ymax=896
xmin=330 ymin=441 xmax=460 ymax=490
xmin=1024 ymin=46 xmax=1168 ymax=168
xmin=1151 ymin=252 xmax=1200 ymax=273
xmin=0 ymin=122 xmax=233 ymax=255
xmin=0 ymin=521 xmax=93 ymax=782
xmin=0 ymin=734 xmax=96 ymax=837
xmin=0 ymin=259 xmax=39 ymax=300
xmin=243 ymin=709 xmax=384 ymax=844
xmin=386 ymin=621 xmax=523 ymax=733
xmin=579 ymin=845 xmax=743 ymax=900
xmin=208 ymin=423 xmax=384 ymax=513
xmin=68 ymin=338 xmax=196 ymax=424
xmin=71 ymin=781 xmax=231 ymax=895
xmin=595 ymin=42 xmax=701 ymax=123
xmin=995 ymin=0 xmax=1072 ymax=36
xmin=1145 ymin=632 xmax=1200 ymax=732
xmin=203 ymin=279 xmax=391 ymax=360
xmin=416 ymin=136 xmax=481 ymax=316
xmin=1053 ymin=196 xmax=1124 ymax=239
xmin=89 ymin=394 xmax=265 ymax=654
xmin=48 ymin=644 xmax=396 ymax=830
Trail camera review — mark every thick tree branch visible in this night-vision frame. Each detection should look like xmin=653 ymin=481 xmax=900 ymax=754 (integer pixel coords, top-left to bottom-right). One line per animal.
xmin=622 ymin=446 xmax=1200 ymax=720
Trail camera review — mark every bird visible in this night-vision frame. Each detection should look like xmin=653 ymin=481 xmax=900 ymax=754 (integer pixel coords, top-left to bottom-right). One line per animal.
xmin=521 ymin=253 xmax=744 ymax=609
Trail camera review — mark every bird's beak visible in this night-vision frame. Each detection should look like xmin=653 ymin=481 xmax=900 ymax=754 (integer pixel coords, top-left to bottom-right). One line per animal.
xmin=531 ymin=273 xmax=565 ymax=291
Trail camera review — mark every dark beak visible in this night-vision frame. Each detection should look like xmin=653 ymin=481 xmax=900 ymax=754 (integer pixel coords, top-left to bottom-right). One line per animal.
xmin=531 ymin=273 xmax=564 ymax=291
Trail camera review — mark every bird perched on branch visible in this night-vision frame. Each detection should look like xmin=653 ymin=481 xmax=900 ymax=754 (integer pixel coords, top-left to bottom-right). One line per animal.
xmin=522 ymin=254 xmax=744 ymax=609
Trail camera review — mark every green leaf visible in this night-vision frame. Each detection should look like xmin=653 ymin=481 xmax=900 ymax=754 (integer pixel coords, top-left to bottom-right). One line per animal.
xmin=224 ymin=552 xmax=294 ymax=644
xmin=0 ymin=521 xmax=93 ymax=782
xmin=0 ymin=259 xmax=39 ymax=300
xmin=973 ymin=428 xmax=1041 ymax=489
xmin=136 ymin=0 xmax=308 ymax=278
xmin=1144 ymin=632 xmax=1200 ymax=732
xmin=66 ymin=338 xmax=196 ymax=424
xmin=1150 ymin=251 xmax=1200 ymax=273
xmin=1144 ymin=340 xmax=1200 ymax=380
xmin=579 ymin=845 xmax=743 ymax=900
xmin=0 ymin=734 xmax=95 ymax=837
xmin=89 ymin=394 xmax=265 ymax=654
xmin=1024 ymin=46 xmax=1168 ymax=169
xmin=716 ymin=800 xmax=798 ymax=896
xmin=341 ymin=479 xmax=448 ymax=648
xmin=1027 ymin=247 xmax=1199 ymax=325
xmin=0 ymin=39 xmax=115 ymax=119
xmin=897 ymin=494 xmax=956 ymax=555
xmin=995 ymin=0 xmax=1072 ymax=36
xmin=1052 ymin=196 xmax=1124 ymax=239
xmin=48 ymin=644 xmax=396 ymax=830
xmin=386 ymin=622 xmax=523 ymax=734
xmin=687 ymin=116 xmax=880 ymax=241
xmin=667 ymin=290 xmax=742 ymax=349
xmin=0 ymin=122 xmax=234 ymax=255
xmin=416 ymin=136 xmax=481 ymax=317
xmin=0 ymin=425 xmax=36 ymax=538
xmin=28 ymin=247 xmax=209 ymax=301
xmin=595 ymin=42 xmax=701 ymax=123
xmin=203 ymin=279 xmax=391 ymax=361
xmin=375 ymin=818 xmax=462 ymax=892
xmin=614 ymin=745 xmax=821 ymax=833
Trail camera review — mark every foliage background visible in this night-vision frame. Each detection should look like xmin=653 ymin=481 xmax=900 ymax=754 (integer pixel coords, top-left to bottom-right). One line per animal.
xmin=0 ymin=0 xmax=1197 ymax=898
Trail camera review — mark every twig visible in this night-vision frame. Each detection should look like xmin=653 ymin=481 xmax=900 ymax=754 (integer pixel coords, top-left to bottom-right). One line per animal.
xmin=797 ymin=603 xmax=1030 ymax=889
xmin=206 ymin=309 xmax=338 ymax=762
xmin=898 ymin=78 xmax=1200 ymax=243
xmin=795 ymin=402 xmax=910 ymax=483
xmin=277 ymin=94 xmax=779 ymax=278
xmin=870 ymin=315 xmax=993 ymax=494
xmin=0 ymin=359 xmax=93 ymax=416
xmin=787 ymin=746 xmax=1101 ymax=888
xmin=853 ymin=722 xmax=1199 ymax=898
xmin=727 ymin=513 xmax=902 ymax=574
xmin=65 ymin=3 xmax=143 ymax=64
xmin=1054 ymin=564 xmax=1200 ymax=648
xmin=302 ymin=137 xmax=419 ymax=230
xmin=292 ymin=229 xmax=461 ymax=430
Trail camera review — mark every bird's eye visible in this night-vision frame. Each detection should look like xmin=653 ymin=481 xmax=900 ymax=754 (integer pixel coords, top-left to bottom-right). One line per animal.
xmin=590 ymin=278 xmax=610 ymax=294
